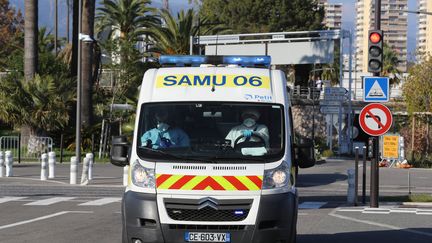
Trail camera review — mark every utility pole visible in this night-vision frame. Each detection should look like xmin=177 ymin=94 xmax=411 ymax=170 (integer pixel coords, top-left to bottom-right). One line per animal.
xmin=370 ymin=0 xmax=381 ymax=208
xmin=54 ymin=0 xmax=58 ymax=55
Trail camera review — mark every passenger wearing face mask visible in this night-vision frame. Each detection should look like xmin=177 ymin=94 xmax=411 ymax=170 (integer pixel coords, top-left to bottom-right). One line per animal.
xmin=225 ymin=109 xmax=270 ymax=148
xmin=140 ymin=110 xmax=190 ymax=149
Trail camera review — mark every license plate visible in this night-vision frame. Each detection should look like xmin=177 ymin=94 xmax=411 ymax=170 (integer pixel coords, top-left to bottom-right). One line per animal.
xmin=185 ymin=232 xmax=230 ymax=242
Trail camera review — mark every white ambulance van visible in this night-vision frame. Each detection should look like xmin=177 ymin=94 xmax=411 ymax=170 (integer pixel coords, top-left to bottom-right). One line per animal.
xmin=111 ymin=55 xmax=315 ymax=243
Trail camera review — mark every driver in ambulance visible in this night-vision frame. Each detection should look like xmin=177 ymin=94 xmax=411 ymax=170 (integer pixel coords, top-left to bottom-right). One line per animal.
xmin=225 ymin=108 xmax=270 ymax=148
xmin=141 ymin=110 xmax=190 ymax=149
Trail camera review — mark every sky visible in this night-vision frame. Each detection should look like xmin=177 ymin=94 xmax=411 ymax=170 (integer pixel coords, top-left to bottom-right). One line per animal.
xmin=10 ymin=0 xmax=418 ymax=59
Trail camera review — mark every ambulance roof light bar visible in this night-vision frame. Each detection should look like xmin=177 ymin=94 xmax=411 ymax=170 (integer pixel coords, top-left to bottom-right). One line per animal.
xmin=159 ymin=55 xmax=271 ymax=68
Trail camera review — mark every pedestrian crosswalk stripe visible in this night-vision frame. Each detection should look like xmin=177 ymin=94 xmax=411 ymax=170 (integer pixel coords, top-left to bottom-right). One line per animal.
xmin=78 ymin=197 xmax=121 ymax=206
xmin=299 ymin=202 xmax=327 ymax=209
xmin=0 ymin=197 xmax=27 ymax=204
xmin=25 ymin=197 xmax=75 ymax=206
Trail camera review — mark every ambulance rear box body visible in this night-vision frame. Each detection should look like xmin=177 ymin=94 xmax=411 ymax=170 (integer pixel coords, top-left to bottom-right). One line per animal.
xmin=111 ymin=56 xmax=314 ymax=243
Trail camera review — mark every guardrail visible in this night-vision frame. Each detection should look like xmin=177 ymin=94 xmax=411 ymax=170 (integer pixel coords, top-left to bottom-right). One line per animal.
xmin=0 ymin=136 xmax=53 ymax=161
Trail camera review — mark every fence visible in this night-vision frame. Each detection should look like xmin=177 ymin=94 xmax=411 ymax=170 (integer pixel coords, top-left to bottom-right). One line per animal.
xmin=0 ymin=136 xmax=53 ymax=161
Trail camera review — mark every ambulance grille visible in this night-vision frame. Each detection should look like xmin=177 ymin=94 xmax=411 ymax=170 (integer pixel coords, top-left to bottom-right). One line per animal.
xmin=168 ymin=224 xmax=246 ymax=231
xmin=167 ymin=207 xmax=250 ymax=222
xmin=165 ymin=198 xmax=252 ymax=222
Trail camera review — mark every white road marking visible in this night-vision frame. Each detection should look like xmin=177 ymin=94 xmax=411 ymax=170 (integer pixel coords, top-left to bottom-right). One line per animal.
xmin=363 ymin=208 xmax=390 ymax=214
xmin=25 ymin=197 xmax=75 ymax=206
xmin=0 ymin=211 xmax=93 ymax=231
xmin=0 ymin=197 xmax=27 ymax=204
xmin=299 ymin=202 xmax=327 ymax=209
xmin=336 ymin=208 xmax=364 ymax=212
xmin=337 ymin=207 xmax=432 ymax=215
xmin=78 ymin=197 xmax=121 ymax=206
xmin=329 ymin=208 xmax=432 ymax=238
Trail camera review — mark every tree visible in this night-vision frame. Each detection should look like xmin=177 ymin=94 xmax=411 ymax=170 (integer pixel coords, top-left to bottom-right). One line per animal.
xmin=198 ymin=0 xmax=324 ymax=33
xmin=0 ymin=74 xmax=75 ymax=136
xmin=147 ymin=9 xmax=227 ymax=55
xmin=96 ymin=0 xmax=159 ymax=42
xmin=402 ymin=55 xmax=432 ymax=114
xmin=81 ymin=0 xmax=97 ymax=128
xmin=382 ymin=43 xmax=401 ymax=86
xmin=0 ymin=0 xmax=24 ymax=70
xmin=24 ymin=0 xmax=38 ymax=81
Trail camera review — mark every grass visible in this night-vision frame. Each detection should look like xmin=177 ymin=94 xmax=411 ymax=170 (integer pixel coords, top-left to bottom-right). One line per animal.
xmin=381 ymin=194 xmax=432 ymax=203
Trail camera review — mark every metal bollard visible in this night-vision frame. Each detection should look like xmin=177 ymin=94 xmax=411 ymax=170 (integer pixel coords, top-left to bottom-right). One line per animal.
xmin=70 ymin=156 xmax=77 ymax=185
xmin=41 ymin=153 xmax=48 ymax=180
xmin=5 ymin=151 xmax=13 ymax=177
xmin=123 ymin=166 xmax=129 ymax=186
xmin=0 ymin=151 xmax=4 ymax=177
xmin=347 ymin=169 xmax=355 ymax=204
xmin=48 ymin=151 xmax=56 ymax=179
xmin=80 ymin=157 xmax=90 ymax=185
xmin=86 ymin=153 xmax=94 ymax=180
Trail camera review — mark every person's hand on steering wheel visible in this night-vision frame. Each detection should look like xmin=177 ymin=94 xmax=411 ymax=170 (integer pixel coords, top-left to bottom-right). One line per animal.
xmin=234 ymin=132 xmax=266 ymax=150
xmin=242 ymin=130 xmax=253 ymax=139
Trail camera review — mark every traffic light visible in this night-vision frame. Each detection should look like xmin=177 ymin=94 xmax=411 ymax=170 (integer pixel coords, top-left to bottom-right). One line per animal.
xmin=367 ymin=30 xmax=383 ymax=73
xmin=368 ymin=137 xmax=375 ymax=159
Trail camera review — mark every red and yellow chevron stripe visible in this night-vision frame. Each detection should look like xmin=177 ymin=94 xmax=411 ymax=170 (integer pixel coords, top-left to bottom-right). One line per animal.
xmin=156 ymin=174 xmax=263 ymax=191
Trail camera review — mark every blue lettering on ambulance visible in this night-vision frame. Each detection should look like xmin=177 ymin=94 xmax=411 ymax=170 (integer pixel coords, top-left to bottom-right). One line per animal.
xmin=193 ymin=76 xmax=211 ymax=86
xmin=163 ymin=75 xmax=177 ymax=86
xmin=233 ymin=76 xmax=247 ymax=86
xmin=213 ymin=75 xmax=226 ymax=86
xmin=178 ymin=75 xmax=192 ymax=86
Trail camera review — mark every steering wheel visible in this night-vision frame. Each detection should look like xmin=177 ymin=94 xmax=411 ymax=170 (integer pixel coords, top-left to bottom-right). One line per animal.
xmin=233 ymin=133 xmax=266 ymax=150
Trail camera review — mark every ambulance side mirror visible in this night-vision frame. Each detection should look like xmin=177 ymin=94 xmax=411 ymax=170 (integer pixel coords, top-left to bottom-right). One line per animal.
xmin=110 ymin=136 xmax=130 ymax=167
xmin=294 ymin=138 xmax=316 ymax=168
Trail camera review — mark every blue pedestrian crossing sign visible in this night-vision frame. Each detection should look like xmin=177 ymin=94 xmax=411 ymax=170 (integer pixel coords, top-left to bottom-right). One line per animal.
xmin=363 ymin=77 xmax=389 ymax=102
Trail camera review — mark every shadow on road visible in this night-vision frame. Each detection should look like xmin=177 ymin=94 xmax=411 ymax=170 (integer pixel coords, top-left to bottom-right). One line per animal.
xmin=298 ymin=228 xmax=432 ymax=243
xmin=297 ymin=173 xmax=347 ymax=187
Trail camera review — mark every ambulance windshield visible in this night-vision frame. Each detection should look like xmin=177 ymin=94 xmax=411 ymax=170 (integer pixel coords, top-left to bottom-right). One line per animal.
xmin=137 ymin=102 xmax=285 ymax=162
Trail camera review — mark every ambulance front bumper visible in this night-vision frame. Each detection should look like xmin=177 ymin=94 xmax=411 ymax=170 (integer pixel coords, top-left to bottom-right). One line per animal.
xmin=122 ymin=190 xmax=298 ymax=243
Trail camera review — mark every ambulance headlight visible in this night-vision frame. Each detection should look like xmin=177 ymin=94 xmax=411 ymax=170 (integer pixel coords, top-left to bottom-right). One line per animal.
xmin=131 ymin=161 xmax=155 ymax=189
xmin=262 ymin=161 xmax=290 ymax=189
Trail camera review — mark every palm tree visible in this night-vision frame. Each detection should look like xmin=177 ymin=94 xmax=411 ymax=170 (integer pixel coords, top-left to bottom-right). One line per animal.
xmin=81 ymin=0 xmax=97 ymax=128
xmin=383 ymin=43 xmax=401 ymax=86
xmin=96 ymin=0 xmax=159 ymax=42
xmin=0 ymin=74 xmax=75 ymax=136
xmin=147 ymin=9 xmax=228 ymax=55
xmin=24 ymin=0 xmax=38 ymax=81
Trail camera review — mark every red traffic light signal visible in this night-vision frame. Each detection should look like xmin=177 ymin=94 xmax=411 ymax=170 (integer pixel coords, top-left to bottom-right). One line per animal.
xmin=368 ymin=30 xmax=383 ymax=73
xmin=369 ymin=32 xmax=382 ymax=44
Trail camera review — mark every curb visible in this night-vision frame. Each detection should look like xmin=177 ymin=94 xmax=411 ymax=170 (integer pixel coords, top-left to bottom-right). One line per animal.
xmin=402 ymin=202 xmax=432 ymax=207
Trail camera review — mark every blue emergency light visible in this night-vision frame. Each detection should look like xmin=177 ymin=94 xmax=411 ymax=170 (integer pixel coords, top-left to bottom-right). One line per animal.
xmin=159 ymin=55 xmax=271 ymax=67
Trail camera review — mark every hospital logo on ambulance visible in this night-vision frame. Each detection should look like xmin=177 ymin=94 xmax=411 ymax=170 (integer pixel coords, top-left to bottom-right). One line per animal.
xmin=156 ymin=174 xmax=263 ymax=191
xmin=156 ymin=74 xmax=270 ymax=89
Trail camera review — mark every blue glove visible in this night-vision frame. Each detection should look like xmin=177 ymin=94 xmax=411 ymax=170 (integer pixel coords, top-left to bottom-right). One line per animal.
xmin=159 ymin=137 xmax=172 ymax=148
xmin=242 ymin=130 xmax=253 ymax=139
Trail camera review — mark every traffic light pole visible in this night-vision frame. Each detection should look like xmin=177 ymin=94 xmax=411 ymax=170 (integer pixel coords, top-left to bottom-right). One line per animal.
xmin=370 ymin=0 xmax=381 ymax=208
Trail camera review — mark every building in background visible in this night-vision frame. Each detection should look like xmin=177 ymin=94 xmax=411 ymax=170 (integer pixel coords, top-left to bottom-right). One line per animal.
xmin=355 ymin=0 xmax=408 ymax=72
xmin=320 ymin=0 xmax=343 ymax=29
xmin=418 ymin=0 xmax=432 ymax=60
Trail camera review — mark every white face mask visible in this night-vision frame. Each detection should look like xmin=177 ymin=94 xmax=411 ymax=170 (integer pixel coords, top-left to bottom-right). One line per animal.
xmin=157 ymin=122 xmax=169 ymax=132
xmin=243 ymin=118 xmax=256 ymax=128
